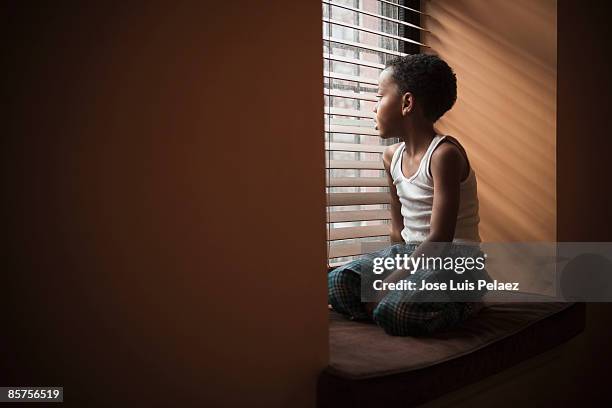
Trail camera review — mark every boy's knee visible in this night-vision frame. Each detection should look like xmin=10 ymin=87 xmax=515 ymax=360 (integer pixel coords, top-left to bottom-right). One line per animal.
xmin=328 ymin=268 xmax=358 ymax=293
xmin=328 ymin=268 xmax=363 ymax=316
xmin=372 ymin=300 xmax=415 ymax=336
xmin=373 ymin=300 xmax=452 ymax=336
xmin=327 ymin=269 xmax=343 ymax=304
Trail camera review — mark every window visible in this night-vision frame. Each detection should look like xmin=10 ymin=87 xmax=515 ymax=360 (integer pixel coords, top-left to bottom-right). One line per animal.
xmin=323 ymin=0 xmax=426 ymax=267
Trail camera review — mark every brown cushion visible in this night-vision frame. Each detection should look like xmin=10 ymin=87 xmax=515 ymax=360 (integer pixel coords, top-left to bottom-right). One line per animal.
xmin=318 ymin=300 xmax=585 ymax=408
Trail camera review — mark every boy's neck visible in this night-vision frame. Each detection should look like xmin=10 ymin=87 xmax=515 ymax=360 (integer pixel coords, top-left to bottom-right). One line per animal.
xmin=399 ymin=121 xmax=437 ymax=156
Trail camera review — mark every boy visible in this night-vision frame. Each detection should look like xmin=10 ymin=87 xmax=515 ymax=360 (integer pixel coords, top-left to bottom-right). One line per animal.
xmin=328 ymin=54 xmax=488 ymax=336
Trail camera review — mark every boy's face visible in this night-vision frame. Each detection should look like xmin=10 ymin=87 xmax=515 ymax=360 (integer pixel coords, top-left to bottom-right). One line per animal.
xmin=373 ymin=68 xmax=411 ymax=139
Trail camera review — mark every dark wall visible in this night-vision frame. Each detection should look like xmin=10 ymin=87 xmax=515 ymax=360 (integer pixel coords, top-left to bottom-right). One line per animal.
xmin=557 ymin=0 xmax=612 ymax=405
xmin=2 ymin=2 xmax=327 ymax=407
xmin=558 ymin=0 xmax=612 ymax=241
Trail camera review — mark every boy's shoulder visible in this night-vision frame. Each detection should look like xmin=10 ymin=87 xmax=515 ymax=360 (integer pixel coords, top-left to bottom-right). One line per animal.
xmin=432 ymin=135 xmax=468 ymax=164
xmin=382 ymin=143 xmax=402 ymax=169
xmin=430 ymin=136 xmax=469 ymax=179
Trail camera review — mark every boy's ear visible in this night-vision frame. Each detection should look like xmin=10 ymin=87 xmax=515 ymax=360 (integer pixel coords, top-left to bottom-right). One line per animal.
xmin=401 ymin=92 xmax=415 ymax=116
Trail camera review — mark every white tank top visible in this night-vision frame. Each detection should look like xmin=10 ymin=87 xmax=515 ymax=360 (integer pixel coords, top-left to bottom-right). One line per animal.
xmin=390 ymin=134 xmax=481 ymax=244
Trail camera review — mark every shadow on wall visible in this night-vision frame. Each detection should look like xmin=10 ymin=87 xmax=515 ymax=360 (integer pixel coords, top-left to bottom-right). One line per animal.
xmin=422 ymin=0 xmax=557 ymax=242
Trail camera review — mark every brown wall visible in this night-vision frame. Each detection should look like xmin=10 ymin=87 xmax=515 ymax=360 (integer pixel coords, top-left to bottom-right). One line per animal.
xmin=422 ymin=0 xmax=557 ymax=242
xmin=2 ymin=2 xmax=327 ymax=407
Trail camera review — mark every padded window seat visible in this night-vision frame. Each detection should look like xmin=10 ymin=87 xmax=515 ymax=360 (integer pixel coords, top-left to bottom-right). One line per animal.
xmin=317 ymin=298 xmax=585 ymax=408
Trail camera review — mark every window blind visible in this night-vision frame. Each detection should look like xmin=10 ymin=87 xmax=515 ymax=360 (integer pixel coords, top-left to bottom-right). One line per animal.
xmin=323 ymin=0 xmax=427 ymax=267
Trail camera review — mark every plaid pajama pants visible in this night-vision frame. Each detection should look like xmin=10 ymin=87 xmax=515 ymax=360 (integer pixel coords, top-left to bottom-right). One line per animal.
xmin=328 ymin=242 xmax=491 ymax=336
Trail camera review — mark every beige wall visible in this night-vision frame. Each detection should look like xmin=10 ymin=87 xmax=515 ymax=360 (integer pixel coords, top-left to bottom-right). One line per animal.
xmin=3 ymin=2 xmax=327 ymax=406
xmin=422 ymin=0 xmax=557 ymax=242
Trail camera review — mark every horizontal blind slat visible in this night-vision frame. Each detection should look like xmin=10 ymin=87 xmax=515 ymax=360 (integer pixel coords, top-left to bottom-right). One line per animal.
xmin=328 ymin=224 xmax=390 ymax=241
xmin=326 ymin=160 xmax=384 ymax=170
xmin=327 ymin=209 xmax=391 ymax=222
xmin=325 ymin=107 xmax=376 ymax=119
xmin=328 ymin=239 xmax=391 ymax=258
xmin=324 ymin=89 xmax=378 ymax=102
xmin=324 ymin=124 xmax=378 ymax=136
xmin=328 ymin=260 xmax=349 ymax=268
xmin=326 ymin=142 xmax=386 ymax=153
xmin=327 ymin=177 xmax=387 ymax=187
xmin=323 ymin=37 xmax=406 ymax=57
xmin=323 ymin=54 xmax=385 ymax=70
xmin=327 ymin=192 xmax=390 ymax=205
xmin=324 ymin=71 xmax=378 ymax=86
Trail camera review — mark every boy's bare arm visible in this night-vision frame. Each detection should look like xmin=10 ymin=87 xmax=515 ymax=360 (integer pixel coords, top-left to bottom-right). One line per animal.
xmin=365 ymin=144 xmax=403 ymax=317
xmin=382 ymin=144 xmax=404 ymax=243
xmin=428 ymin=141 xmax=465 ymax=242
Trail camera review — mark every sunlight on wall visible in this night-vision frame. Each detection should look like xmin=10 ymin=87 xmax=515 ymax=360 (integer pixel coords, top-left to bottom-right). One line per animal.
xmin=422 ymin=0 xmax=557 ymax=242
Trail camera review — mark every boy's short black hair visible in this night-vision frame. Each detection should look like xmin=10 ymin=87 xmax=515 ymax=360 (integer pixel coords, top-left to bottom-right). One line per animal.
xmin=385 ymin=53 xmax=457 ymax=122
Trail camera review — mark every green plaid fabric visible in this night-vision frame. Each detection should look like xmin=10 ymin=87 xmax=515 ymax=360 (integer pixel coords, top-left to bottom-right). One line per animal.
xmin=328 ymin=242 xmax=489 ymax=336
